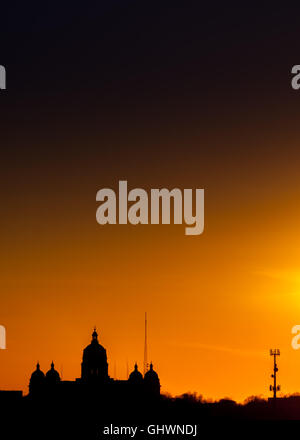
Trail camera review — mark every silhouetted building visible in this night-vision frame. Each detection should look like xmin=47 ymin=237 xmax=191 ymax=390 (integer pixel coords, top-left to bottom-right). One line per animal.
xmin=28 ymin=329 xmax=160 ymax=401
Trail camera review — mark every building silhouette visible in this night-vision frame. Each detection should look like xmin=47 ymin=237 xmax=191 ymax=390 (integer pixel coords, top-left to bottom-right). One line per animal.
xmin=4 ymin=333 xmax=300 ymax=437
xmin=28 ymin=328 xmax=160 ymax=400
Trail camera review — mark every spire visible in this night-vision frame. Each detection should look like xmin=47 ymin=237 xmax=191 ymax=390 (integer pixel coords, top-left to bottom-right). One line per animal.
xmin=51 ymin=361 xmax=54 ymax=369
xmin=134 ymin=362 xmax=138 ymax=371
xmin=92 ymin=327 xmax=98 ymax=341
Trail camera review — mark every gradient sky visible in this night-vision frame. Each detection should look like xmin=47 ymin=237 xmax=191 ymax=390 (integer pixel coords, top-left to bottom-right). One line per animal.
xmin=2 ymin=2 xmax=300 ymax=402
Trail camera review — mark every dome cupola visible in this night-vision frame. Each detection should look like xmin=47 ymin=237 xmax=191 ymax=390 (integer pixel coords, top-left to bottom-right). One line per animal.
xmin=128 ymin=363 xmax=143 ymax=384
xmin=144 ymin=362 xmax=160 ymax=395
xmin=29 ymin=362 xmax=45 ymax=395
xmin=45 ymin=361 xmax=61 ymax=385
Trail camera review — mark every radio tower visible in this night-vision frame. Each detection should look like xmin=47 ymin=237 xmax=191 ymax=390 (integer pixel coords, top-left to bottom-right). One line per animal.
xmin=270 ymin=349 xmax=280 ymax=399
xmin=144 ymin=312 xmax=148 ymax=376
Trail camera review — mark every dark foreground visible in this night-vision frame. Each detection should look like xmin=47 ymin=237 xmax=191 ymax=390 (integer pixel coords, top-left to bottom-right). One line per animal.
xmin=2 ymin=393 xmax=300 ymax=439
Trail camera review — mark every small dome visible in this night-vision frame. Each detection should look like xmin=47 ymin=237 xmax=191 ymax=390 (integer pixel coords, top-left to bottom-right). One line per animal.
xmin=144 ymin=363 xmax=159 ymax=380
xmin=30 ymin=362 xmax=45 ymax=380
xmin=46 ymin=361 xmax=60 ymax=383
xmin=144 ymin=363 xmax=160 ymax=395
xmin=129 ymin=363 xmax=143 ymax=383
xmin=29 ymin=362 xmax=45 ymax=395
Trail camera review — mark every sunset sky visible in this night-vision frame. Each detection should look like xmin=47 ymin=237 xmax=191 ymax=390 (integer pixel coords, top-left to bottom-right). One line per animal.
xmin=2 ymin=3 xmax=300 ymax=402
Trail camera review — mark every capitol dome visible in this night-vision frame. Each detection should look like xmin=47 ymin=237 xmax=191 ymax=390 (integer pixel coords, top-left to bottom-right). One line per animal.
xmin=81 ymin=328 xmax=109 ymax=382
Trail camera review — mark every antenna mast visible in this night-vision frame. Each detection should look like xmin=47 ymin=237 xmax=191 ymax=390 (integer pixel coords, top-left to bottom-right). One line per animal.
xmin=144 ymin=312 xmax=148 ymax=375
xmin=270 ymin=349 xmax=280 ymax=400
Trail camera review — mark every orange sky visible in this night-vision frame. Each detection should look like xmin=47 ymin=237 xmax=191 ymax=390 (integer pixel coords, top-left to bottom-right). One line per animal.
xmin=3 ymin=2 xmax=300 ymax=408
xmin=2 ymin=115 xmax=300 ymax=403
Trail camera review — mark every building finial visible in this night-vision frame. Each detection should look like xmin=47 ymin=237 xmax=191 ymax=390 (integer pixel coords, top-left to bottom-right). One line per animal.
xmin=92 ymin=327 xmax=98 ymax=341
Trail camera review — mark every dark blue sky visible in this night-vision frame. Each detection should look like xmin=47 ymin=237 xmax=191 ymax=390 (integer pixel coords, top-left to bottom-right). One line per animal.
xmin=1 ymin=2 xmax=300 ymax=181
